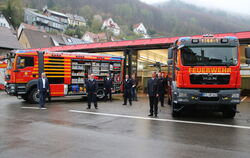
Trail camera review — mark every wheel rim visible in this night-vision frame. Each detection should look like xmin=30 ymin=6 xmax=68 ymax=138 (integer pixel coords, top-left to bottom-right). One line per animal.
xmin=97 ymin=89 xmax=105 ymax=99
xmin=33 ymin=90 xmax=40 ymax=103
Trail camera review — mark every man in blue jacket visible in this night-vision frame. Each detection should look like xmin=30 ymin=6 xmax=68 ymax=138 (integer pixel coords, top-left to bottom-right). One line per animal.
xmin=37 ymin=72 xmax=49 ymax=108
xmin=86 ymin=74 xmax=98 ymax=109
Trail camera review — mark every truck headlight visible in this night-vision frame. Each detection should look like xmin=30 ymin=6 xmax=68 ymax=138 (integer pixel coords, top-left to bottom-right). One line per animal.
xmin=178 ymin=92 xmax=187 ymax=97
xmin=232 ymin=93 xmax=240 ymax=98
xmin=178 ymin=98 xmax=189 ymax=102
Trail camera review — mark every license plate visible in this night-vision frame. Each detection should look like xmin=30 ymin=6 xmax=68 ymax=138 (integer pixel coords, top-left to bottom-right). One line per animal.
xmin=201 ymin=93 xmax=218 ymax=97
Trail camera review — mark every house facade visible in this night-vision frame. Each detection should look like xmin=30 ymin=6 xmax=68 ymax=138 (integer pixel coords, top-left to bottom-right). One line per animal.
xmin=43 ymin=6 xmax=69 ymax=28
xmin=133 ymin=23 xmax=150 ymax=38
xmin=101 ymin=18 xmax=120 ymax=36
xmin=66 ymin=13 xmax=86 ymax=27
xmin=24 ymin=8 xmax=66 ymax=32
xmin=82 ymin=32 xmax=108 ymax=43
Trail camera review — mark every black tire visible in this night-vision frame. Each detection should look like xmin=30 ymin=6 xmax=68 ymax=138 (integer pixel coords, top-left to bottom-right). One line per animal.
xmin=5 ymin=86 xmax=10 ymax=94
xmin=222 ymin=105 xmax=236 ymax=118
xmin=96 ymin=89 xmax=105 ymax=100
xmin=167 ymin=96 xmax=171 ymax=105
xmin=28 ymin=88 xmax=39 ymax=104
xmin=21 ymin=94 xmax=28 ymax=101
xmin=172 ymin=102 xmax=180 ymax=117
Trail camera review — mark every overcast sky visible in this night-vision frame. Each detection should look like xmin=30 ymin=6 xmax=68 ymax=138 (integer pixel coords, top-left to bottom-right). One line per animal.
xmin=140 ymin=0 xmax=250 ymax=15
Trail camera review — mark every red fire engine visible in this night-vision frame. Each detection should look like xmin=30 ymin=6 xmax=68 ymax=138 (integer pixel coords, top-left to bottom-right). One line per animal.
xmin=5 ymin=50 xmax=124 ymax=103
xmin=167 ymin=35 xmax=250 ymax=118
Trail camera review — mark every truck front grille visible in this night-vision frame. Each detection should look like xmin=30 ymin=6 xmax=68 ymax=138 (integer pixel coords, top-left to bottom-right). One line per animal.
xmin=190 ymin=74 xmax=230 ymax=85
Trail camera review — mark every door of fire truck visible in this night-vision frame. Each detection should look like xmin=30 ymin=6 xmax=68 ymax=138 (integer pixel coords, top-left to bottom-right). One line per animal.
xmin=14 ymin=55 xmax=35 ymax=83
xmin=14 ymin=55 xmax=35 ymax=97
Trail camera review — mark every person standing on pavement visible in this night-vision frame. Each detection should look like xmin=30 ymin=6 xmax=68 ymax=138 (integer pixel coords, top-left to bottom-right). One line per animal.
xmin=86 ymin=74 xmax=98 ymax=109
xmin=123 ymin=75 xmax=133 ymax=106
xmin=157 ymin=72 xmax=166 ymax=107
xmin=37 ymin=72 xmax=49 ymax=109
xmin=147 ymin=72 xmax=159 ymax=117
xmin=131 ymin=74 xmax=138 ymax=101
xmin=104 ymin=74 xmax=113 ymax=101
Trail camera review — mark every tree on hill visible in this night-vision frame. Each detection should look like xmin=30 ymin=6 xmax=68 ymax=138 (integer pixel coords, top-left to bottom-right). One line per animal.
xmin=3 ymin=0 xmax=24 ymax=28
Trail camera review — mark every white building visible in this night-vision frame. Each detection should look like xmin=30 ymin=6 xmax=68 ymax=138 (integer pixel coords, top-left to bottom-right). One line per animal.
xmin=82 ymin=32 xmax=108 ymax=43
xmin=0 ymin=14 xmax=10 ymax=28
xmin=66 ymin=13 xmax=86 ymax=27
xmin=101 ymin=18 xmax=120 ymax=36
xmin=133 ymin=23 xmax=150 ymax=38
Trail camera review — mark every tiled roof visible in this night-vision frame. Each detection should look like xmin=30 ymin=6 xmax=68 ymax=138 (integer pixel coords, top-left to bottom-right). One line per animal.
xmin=22 ymin=29 xmax=54 ymax=48
xmin=0 ymin=27 xmax=21 ymax=49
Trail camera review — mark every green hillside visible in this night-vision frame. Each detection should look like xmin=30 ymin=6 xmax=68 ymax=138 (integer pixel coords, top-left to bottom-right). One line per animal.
xmin=1 ymin=0 xmax=250 ymax=38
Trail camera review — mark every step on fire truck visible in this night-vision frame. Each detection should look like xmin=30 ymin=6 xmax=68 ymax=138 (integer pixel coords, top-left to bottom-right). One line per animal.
xmin=167 ymin=35 xmax=250 ymax=118
xmin=5 ymin=50 xmax=124 ymax=103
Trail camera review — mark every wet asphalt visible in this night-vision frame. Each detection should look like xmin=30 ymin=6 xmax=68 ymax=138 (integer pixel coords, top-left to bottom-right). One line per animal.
xmin=0 ymin=91 xmax=250 ymax=158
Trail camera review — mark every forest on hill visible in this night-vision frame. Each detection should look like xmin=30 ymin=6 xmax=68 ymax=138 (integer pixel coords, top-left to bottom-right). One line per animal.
xmin=1 ymin=0 xmax=250 ymax=38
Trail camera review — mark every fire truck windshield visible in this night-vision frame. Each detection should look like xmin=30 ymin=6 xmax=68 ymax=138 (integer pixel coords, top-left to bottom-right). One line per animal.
xmin=181 ymin=46 xmax=238 ymax=66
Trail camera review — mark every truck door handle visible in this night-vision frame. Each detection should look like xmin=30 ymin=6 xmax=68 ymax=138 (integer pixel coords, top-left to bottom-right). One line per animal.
xmin=13 ymin=70 xmax=20 ymax=72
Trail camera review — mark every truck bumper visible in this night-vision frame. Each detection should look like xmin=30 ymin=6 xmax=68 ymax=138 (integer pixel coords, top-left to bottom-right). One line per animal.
xmin=5 ymin=83 xmax=27 ymax=96
xmin=173 ymin=88 xmax=241 ymax=105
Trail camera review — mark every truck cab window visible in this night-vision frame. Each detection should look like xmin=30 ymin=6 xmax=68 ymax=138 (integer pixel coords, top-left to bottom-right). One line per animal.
xmin=17 ymin=56 xmax=34 ymax=69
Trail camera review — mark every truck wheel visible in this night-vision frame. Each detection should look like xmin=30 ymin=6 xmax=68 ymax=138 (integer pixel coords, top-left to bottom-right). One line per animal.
xmin=96 ymin=89 xmax=105 ymax=100
xmin=21 ymin=94 xmax=28 ymax=101
xmin=28 ymin=88 xmax=39 ymax=104
xmin=167 ymin=96 xmax=171 ymax=105
xmin=222 ymin=105 xmax=236 ymax=118
xmin=172 ymin=102 xmax=180 ymax=117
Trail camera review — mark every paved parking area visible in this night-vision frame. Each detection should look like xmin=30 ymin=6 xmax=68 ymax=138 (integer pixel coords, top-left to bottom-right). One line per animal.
xmin=0 ymin=92 xmax=250 ymax=158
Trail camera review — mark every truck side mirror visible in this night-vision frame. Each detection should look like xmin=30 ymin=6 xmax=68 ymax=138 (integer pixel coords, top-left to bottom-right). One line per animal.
xmin=245 ymin=48 xmax=250 ymax=58
xmin=168 ymin=48 xmax=173 ymax=59
xmin=168 ymin=60 xmax=173 ymax=65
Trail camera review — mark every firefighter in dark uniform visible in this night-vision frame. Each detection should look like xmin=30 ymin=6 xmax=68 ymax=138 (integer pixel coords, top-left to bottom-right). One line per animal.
xmin=157 ymin=72 xmax=166 ymax=107
xmin=86 ymin=74 xmax=98 ymax=109
xmin=147 ymin=72 xmax=159 ymax=117
xmin=123 ymin=75 xmax=133 ymax=106
xmin=104 ymin=74 xmax=113 ymax=101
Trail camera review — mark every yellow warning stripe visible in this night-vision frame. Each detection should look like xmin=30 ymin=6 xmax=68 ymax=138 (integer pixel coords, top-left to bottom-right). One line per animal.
xmin=44 ymin=69 xmax=71 ymax=71
xmin=45 ymin=72 xmax=71 ymax=74
xmin=44 ymin=65 xmax=71 ymax=68
xmin=44 ymin=59 xmax=71 ymax=61
xmin=44 ymin=62 xmax=70 ymax=64
xmin=47 ymin=76 xmax=71 ymax=78
xmin=33 ymin=68 xmax=71 ymax=71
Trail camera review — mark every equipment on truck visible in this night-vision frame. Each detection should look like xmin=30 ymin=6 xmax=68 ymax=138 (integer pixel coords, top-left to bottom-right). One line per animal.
xmin=167 ymin=35 xmax=249 ymax=118
xmin=5 ymin=50 xmax=124 ymax=103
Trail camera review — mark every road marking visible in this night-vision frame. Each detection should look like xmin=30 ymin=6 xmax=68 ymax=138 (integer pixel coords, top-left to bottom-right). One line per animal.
xmin=21 ymin=107 xmax=47 ymax=110
xmin=69 ymin=110 xmax=250 ymax=130
xmin=241 ymin=96 xmax=247 ymax=102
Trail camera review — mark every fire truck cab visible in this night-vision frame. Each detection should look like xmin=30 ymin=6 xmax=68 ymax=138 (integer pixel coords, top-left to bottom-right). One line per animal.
xmin=167 ymin=35 xmax=249 ymax=118
xmin=5 ymin=50 xmax=124 ymax=103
